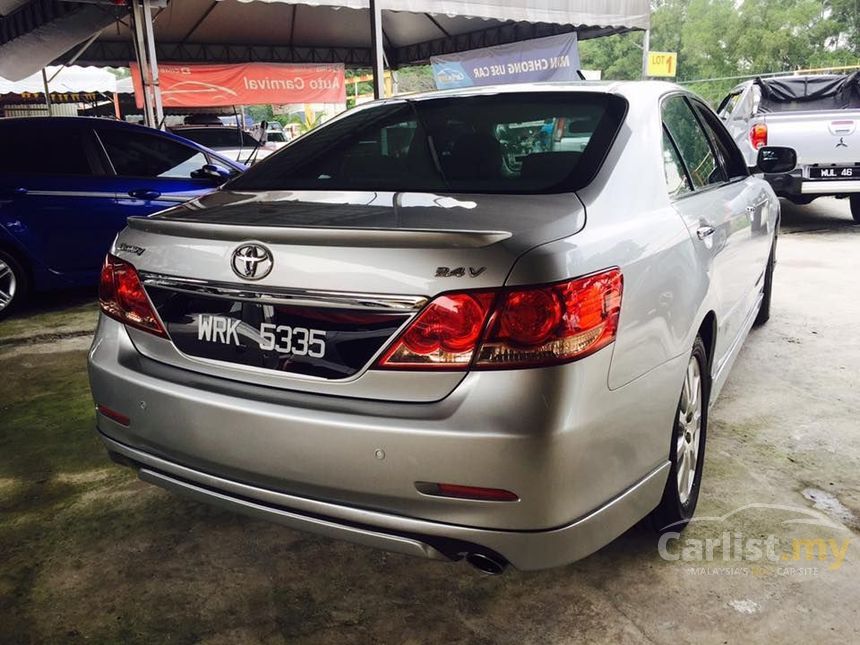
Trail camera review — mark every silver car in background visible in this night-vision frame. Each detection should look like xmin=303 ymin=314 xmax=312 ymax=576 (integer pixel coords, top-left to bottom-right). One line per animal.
xmin=88 ymin=82 xmax=793 ymax=573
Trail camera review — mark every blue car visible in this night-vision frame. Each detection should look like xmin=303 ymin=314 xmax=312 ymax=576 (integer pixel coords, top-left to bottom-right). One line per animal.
xmin=0 ymin=117 xmax=244 ymax=318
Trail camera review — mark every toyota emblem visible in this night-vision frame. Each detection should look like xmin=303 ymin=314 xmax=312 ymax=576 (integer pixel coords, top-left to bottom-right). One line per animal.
xmin=231 ymin=243 xmax=273 ymax=280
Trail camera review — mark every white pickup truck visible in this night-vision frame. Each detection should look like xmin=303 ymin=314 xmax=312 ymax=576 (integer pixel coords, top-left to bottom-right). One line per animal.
xmin=717 ymin=73 xmax=860 ymax=222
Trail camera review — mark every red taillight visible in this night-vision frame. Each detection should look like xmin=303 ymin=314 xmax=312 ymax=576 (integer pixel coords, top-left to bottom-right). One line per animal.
xmin=377 ymin=292 xmax=495 ymax=368
xmin=99 ymin=254 xmax=167 ymax=338
xmin=496 ymin=287 xmax=562 ymax=346
xmin=376 ymin=268 xmax=622 ymax=370
xmin=749 ymin=123 xmax=768 ymax=150
xmin=418 ymin=482 xmax=519 ymax=502
xmin=478 ymin=270 xmax=622 ymax=369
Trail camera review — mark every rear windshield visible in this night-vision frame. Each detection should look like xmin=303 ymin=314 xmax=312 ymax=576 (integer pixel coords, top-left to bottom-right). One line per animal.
xmin=229 ymin=93 xmax=627 ymax=194
xmin=176 ymin=128 xmax=258 ymax=149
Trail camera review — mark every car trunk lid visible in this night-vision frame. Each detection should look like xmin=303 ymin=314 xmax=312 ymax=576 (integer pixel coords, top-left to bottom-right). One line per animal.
xmin=116 ymin=189 xmax=584 ymax=401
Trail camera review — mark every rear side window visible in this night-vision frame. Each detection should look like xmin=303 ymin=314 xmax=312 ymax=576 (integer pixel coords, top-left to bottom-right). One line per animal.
xmin=0 ymin=125 xmax=92 ymax=175
xmin=690 ymin=100 xmax=749 ymax=179
xmin=229 ymin=93 xmax=628 ymax=194
xmin=662 ymin=96 xmax=726 ymax=189
xmin=662 ymin=129 xmax=692 ymax=199
xmin=98 ymin=128 xmax=207 ymax=178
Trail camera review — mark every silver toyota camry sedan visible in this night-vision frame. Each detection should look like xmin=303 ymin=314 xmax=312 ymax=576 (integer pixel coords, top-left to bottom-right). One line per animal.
xmin=88 ymin=82 xmax=796 ymax=573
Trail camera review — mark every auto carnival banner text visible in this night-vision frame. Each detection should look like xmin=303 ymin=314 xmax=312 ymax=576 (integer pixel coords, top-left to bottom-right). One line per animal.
xmin=130 ymin=62 xmax=346 ymax=108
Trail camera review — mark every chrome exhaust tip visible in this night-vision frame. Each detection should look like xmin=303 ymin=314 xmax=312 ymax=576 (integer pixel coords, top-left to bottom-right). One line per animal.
xmin=465 ymin=552 xmax=507 ymax=575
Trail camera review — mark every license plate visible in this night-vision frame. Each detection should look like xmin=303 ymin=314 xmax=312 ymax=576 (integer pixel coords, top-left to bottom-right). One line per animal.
xmin=145 ymin=288 xmax=409 ymax=379
xmin=809 ymin=166 xmax=859 ymax=180
xmin=197 ymin=315 xmax=327 ymax=359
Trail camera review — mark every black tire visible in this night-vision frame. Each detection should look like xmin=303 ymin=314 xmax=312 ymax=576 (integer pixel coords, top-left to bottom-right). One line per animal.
xmin=850 ymin=195 xmax=860 ymax=224
xmin=0 ymin=248 xmax=28 ymax=321
xmin=754 ymin=234 xmax=776 ymax=327
xmin=649 ymin=336 xmax=709 ymax=533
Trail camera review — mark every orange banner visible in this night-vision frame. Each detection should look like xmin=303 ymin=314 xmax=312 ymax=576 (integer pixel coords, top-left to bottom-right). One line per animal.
xmin=130 ymin=62 xmax=345 ymax=108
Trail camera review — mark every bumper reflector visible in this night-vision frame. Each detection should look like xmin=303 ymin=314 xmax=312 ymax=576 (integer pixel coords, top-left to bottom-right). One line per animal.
xmin=417 ymin=482 xmax=519 ymax=502
xmin=97 ymin=404 xmax=130 ymax=427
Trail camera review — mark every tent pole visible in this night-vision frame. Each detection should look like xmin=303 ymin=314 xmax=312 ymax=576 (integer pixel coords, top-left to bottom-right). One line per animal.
xmin=47 ymin=30 xmax=103 ymax=85
xmin=131 ymin=0 xmax=154 ymax=127
xmin=41 ymin=68 xmax=52 ymax=116
xmin=369 ymin=0 xmax=385 ymax=99
xmin=142 ymin=0 xmax=165 ymax=129
xmin=641 ymin=29 xmax=650 ymax=79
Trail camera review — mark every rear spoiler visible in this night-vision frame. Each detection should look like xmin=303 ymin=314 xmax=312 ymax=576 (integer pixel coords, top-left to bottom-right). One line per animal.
xmin=126 ymin=216 xmax=511 ymax=249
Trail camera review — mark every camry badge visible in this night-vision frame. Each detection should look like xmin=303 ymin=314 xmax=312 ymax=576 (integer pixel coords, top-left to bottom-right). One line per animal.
xmin=231 ymin=243 xmax=273 ymax=280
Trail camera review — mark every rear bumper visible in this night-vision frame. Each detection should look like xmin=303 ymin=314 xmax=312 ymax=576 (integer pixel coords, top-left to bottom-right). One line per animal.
xmin=89 ymin=315 xmax=681 ymax=569
xmin=100 ymin=432 xmax=669 ymax=570
xmin=800 ymin=180 xmax=860 ymax=195
xmin=764 ymin=170 xmax=860 ymax=198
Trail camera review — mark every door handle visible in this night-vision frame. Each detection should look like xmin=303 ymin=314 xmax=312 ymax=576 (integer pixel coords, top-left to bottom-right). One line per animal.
xmin=696 ymin=225 xmax=715 ymax=240
xmin=0 ymin=187 xmax=27 ymax=197
xmin=747 ymin=199 xmax=768 ymax=221
xmin=128 ymin=188 xmax=161 ymax=200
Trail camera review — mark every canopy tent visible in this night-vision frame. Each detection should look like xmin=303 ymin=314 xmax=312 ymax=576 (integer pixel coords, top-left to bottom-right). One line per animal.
xmin=0 ymin=0 xmax=649 ymax=78
xmin=0 ymin=0 xmax=649 ymax=125
xmin=0 ymin=64 xmax=125 ymax=115
xmin=0 ymin=64 xmax=118 ymax=95
xmin=0 ymin=0 xmax=121 ymax=81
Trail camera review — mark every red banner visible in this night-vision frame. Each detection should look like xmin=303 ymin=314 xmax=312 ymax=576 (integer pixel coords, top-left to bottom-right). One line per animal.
xmin=130 ymin=62 xmax=345 ymax=108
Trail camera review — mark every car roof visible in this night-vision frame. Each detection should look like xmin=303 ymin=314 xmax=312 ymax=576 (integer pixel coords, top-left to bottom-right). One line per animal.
xmin=0 ymin=115 xmax=153 ymax=131
xmin=388 ymin=80 xmax=684 ymax=103
xmin=0 ymin=116 xmax=245 ymax=169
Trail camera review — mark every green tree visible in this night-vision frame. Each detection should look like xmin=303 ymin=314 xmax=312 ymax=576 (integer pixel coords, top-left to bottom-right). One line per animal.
xmin=829 ymin=0 xmax=860 ymax=56
xmin=395 ymin=65 xmax=436 ymax=93
xmin=579 ymin=0 xmax=859 ymax=104
xmin=579 ymin=32 xmax=644 ymax=80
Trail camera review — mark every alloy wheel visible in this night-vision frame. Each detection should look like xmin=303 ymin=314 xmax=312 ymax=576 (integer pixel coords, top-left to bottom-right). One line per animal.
xmin=676 ymin=354 xmax=702 ymax=505
xmin=0 ymin=258 xmax=16 ymax=314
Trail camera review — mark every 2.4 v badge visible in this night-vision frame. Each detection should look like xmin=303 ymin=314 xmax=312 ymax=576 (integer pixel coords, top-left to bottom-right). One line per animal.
xmin=231 ymin=243 xmax=273 ymax=280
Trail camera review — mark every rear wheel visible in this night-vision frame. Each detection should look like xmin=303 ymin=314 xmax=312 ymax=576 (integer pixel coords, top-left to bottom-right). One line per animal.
xmin=754 ymin=235 xmax=776 ymax=326
xmin=0 ymin=249 xmax=27 ymax=320
xmin=649 ymin=337 xmax=709 ymax=533
xmin=850 ymin=195 xmax=860 ymax=224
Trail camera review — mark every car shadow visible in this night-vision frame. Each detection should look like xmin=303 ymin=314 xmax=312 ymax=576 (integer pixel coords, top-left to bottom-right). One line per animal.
xmin=779 ymin=197 xmax=856 ymax=234
xmin=10 ymin=286 xmax=96 ymax=319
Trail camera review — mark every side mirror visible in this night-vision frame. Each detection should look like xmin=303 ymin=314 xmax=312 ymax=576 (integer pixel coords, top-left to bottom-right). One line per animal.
xmin=756 ymin=146 xmax=797 ymax=174
xmin=191 ymin=163 xmax=233 ymax=183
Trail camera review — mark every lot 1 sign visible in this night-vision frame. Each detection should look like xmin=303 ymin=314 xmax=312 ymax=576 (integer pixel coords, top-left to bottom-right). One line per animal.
xmin=647 ymin=52 xmax=678 ymax=77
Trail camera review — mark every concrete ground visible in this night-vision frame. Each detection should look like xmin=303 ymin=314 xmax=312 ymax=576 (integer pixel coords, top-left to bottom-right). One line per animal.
xmin=1 ymin=199 xmax=858 ymax=644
